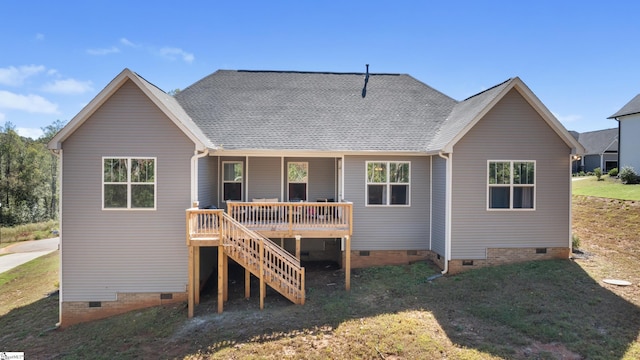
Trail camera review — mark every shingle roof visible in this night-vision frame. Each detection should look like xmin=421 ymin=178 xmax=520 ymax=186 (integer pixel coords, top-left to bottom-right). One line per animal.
xmin=609 ymin=94 xmax=640 ymax=119
xmin=576 ymin=128 xmax=618 ymax=155
xmin=427 ymin=79 xmax=513 ymax=152
xmin=175 ymin=70 xmax=457 ymax=152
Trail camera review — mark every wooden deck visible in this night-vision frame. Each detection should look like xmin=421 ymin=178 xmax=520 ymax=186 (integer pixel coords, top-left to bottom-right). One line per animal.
xmin=226 ymin=201 xmax=353 ymax=238
xmin=185 ymin=201 xmax=353 ymax=317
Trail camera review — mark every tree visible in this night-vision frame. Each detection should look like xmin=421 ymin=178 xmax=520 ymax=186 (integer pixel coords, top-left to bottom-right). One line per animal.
xmin=0 ymin=119 xmax=65 ymax=225
xmin=40 ymin=120 xmax=66 ymax=219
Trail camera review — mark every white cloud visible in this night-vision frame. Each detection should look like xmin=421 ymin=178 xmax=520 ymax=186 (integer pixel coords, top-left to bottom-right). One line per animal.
xmin=35 ymin=33 xmax=44 ymax=41
xmin=0 ymin=65 xmax=46 ymax=86
xmin=160 ymin=47 xmax=194 ymax=63
xmin=16 ymin=127 xmax=44 ymax=139
xmin=41 ymin=78 xmax=93 ymax=94
xmin=0 ymin=90 xmax=58 ymax=114
xmin=0 ymin=112 xmax=5 ymax=121
xmin=120 ymin=38 xmax=137 ymax=47
xmin=87 ymin=46 xmax=120 ymax=55
xmin=553 ymin=112 xmax=582 ymax=123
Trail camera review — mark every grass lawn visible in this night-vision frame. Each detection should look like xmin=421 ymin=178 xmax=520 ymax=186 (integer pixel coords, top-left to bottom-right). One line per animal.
xmin=572 ymin=175 xmax=640 ymax=200
xmin=1 ymin=196 xmax=639 ymax=359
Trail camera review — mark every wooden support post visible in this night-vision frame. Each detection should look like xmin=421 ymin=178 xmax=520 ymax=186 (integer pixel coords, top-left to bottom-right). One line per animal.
xmin=345 ymin=235 xmax=351 ymax=291
xmin=195 ymin=246 xmax=200 ymax=305
xmin=188 ymin=246 xmax=194 ymax=318
xmin=217 ymin=245 xmax=224 ymax=313
xmin=295 ymin=235 xmax=301 ymax=260
xmin=300 ymin=267 xmax=306 ymax=305
xmin=259 ymin=240 xmax=265 ymax=310
xmin=223 ymin=253 xmax=229 ymax=302
xmin=245 ymin=268 xmax=251 ymax=299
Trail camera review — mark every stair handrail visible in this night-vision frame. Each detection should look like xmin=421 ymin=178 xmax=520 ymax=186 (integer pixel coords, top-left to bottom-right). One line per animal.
xmin=221 ymin=212 xmax=301 ymax=272
xmin=219 ymin=212 xmax=304 ymax=302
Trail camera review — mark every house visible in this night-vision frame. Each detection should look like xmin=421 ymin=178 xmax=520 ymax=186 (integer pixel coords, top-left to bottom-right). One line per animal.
xmin=569 ymin=128 xmax=618 ymax=173
xmin=608 ymin=94 xmax=640 ymax=172
xmin=48 ymin=68 xmax=584 ymax=327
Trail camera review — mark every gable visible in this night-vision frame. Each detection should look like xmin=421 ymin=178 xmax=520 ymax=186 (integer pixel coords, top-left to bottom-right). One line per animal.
xmin=432 ymin=78 xmax=583 ymax=155
xmin=63 ymin=79 xmax=193 ymax=151
xmin=49 ymin=68 xmax=210 ymax=151
xmin=454 ymin=88 xmax=570 ymax=156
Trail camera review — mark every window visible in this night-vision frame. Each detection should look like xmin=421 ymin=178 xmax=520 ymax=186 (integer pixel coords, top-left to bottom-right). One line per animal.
xmin=366 ymin=161 xmax=410 ymax=206
xmin=288 ymin=162 xmax=308 ymax=201
xmin=488 ymin=161 xmax=535 ymax=210
xmin=223 ymin=161 xmax=243 ymax=201
xmin=103 ymin=157 xmax=156 ymax=210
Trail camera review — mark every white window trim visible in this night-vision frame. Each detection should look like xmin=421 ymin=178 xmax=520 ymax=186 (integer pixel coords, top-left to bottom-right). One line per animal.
xmin=102 ymin=157 xmax=157 ymax=211
xmin=365 ymin=161 xmax=411 ymax=207
xmin=486 ymin=160 xmax=536 ymax=211
xmin=287 ymin=161 xmax=308 ymax=201
xmin=222 ymin=161 xmax=244 ymax=202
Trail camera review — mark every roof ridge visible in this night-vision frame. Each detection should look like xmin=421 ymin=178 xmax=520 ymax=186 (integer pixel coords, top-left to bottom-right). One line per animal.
xmin=461 ymin=78 xmax=513 ymax=101
xmin=132 ymin=71 xmax=167 ymax=94
xmin=235 ymin=69 xmax=401 ymax=76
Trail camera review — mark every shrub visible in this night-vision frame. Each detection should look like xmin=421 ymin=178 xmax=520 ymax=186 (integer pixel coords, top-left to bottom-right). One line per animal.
xmin=578 ymin=171 xmax=586 ymax=177
xmin=594 ymin=167 xmax=603 ymax=181
xmin=619 ymin=166 xmax=638 ymax=184
xmin=572 ymin=233 xmax=581 ymax=249
xmin=608 ymin=167 xmax=619 ymax=177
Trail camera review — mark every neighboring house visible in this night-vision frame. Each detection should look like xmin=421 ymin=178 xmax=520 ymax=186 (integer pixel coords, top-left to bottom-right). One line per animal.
xmin=48 ymin=68 xmax=584 ymax=327
xmin=608 ymin=94 xmax=640 ymax=172
xmin=569 ymin=128 xmax=618 ymax=173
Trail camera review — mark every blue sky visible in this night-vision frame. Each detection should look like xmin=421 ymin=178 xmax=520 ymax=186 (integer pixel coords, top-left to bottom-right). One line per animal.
xmin=1 ymin=1 xmax=639 ymax=139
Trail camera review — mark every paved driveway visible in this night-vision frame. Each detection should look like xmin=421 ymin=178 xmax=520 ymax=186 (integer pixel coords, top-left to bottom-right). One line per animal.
xmin=0 ymin=237 xmax=59 ymax=274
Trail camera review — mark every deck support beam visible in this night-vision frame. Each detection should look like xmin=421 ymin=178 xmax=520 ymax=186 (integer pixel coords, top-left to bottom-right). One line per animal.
xmin=223 ymin=254 xmax=229 ymax=301
xmin=217 ymin=245 xmax=224 ymax=313
xmin=245 ymin=268 xmax=251 ymax=299
xmin=345 ymin=235 xmax=351 ymax=291
xmin=295 ymin=235 xmax=301 ymax=260
xmin=188 ymin=246 xmax=195 ymax=318
xmin=195 ymin=246 xmax=200 ymax=304
xmin=259 ymin=240 xmax=265 ymax=310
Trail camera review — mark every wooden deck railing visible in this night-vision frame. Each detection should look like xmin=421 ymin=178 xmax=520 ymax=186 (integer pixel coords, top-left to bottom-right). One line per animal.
xmin=226 ymin=201 xmax=353 ymax=237
xmin=186 ymin=209 xmax=305 ymax=305
xmin=186 ymin=209 xmax=223 ymax=244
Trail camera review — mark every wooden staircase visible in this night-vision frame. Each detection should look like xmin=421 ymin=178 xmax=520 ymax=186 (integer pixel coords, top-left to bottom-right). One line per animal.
xmin=186 ymin=208 xmax=305 ymax=316
xmin=219 ymin=212 xmax=305 ymax=305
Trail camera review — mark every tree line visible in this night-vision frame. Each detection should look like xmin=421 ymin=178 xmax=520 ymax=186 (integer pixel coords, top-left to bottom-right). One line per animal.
xmin=0 ymin=120 xmax=65 ymax=226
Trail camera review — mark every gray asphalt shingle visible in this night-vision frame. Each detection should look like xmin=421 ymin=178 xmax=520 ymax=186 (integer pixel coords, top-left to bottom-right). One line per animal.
xmin=609 ymin=94 xmax=640 ymax=119
xmin=175 ymin=70 xmax=458 ymax=152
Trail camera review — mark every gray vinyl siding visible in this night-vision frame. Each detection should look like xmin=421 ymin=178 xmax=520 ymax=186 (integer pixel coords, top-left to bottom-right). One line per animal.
xmin=450 ymin=89 xmax=571 ymax=259
xmin=619 ymin=114 xmax=640 ymax=171
xmin=284 ymin=158 xmax=336 ymax=201
xmin=61 ymin=80 xmax=194 ymax=301
xmin=344 ymin=155 xmax=430 ymax=251
xmin=198 ymin=155 xmax=217 ymax=208
xmin=248 ymin=157 xmax=282 ymax=200
xmin=430 ymin=156 xmax=447 ymax=256
xmin=583 ymin=155 xmax=600 ymax=173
